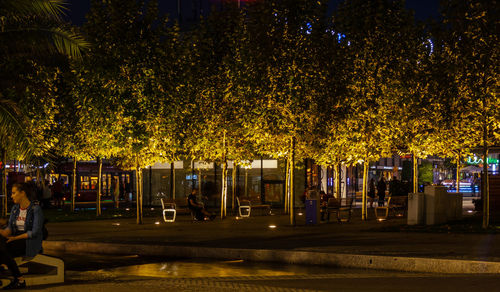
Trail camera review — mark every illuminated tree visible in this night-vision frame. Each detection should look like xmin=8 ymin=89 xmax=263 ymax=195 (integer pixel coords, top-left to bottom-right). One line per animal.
xmin=439 ymin=0 xmax=499 ymax=228
xmin=179 ymin=3 xmax=259 ymax=218
xmin=384 ymin=12 xmax=440 ymax=194
xmin=241 ymin=0 xmax=328 ymax=225
xmin=332 ymin=0 xmax=417 ymax=219
xmin=309 ymin=17 xmax=351 ymax=200
xmin=73 ymin=0 xmax=182 ymax=222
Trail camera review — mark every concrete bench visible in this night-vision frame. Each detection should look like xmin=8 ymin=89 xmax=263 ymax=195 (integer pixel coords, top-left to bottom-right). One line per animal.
xmin=0 ymin=254 xmax=64 ymax=288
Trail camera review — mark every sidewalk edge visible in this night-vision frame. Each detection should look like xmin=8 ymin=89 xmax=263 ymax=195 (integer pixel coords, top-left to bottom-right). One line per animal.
xmin=43 ymin=241 xmax=500 ymax=274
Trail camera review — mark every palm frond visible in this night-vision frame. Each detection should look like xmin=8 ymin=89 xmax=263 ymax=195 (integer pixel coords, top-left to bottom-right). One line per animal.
xmin=0 ymin=98 xmax=32 ymax=159
xmin=50 ymin=27 xmax=91 ymax=59
xmin=0 ymin=27 xmax=90 ymax=59
xmin=1 ymin=0 xmax=67 ymax=20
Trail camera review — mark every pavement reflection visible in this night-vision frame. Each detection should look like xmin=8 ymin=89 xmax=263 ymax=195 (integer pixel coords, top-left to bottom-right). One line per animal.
xmin=99 ymin=259 xmax=336 ymax=278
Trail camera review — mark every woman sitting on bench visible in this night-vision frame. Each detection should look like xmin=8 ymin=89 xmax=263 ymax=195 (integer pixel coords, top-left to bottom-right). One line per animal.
xmin=0 ymin=182 xmax=44 ymax=290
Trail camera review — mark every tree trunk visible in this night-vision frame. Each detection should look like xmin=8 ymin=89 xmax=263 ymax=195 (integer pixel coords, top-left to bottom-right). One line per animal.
xmin=139 ymin=167 xmax=143 ymax=223
xmin=96 ymin=157 xmax=102 ymax=216
xmin=456 ymin=152 xmax=460 ymax=193
xmin=72 ymin=158 xmax=77 ymax=212
xmin=290 ymin=137 xmax=295 ymax=226
xmin=362 ymin=161 xmax=369 ymax=221
xmin=171 ymin=162 xmax=175 ymax=199
xmin=412 ymin=152 xmax=418 ymax=194
xmin=482 ymin=131 xmax=489 ymax=229
xmin=334 ymin=163 xmax=341 ymax=200
xmin=224 ymin=162 xmax=228 ymax=217
xmin=191 ymin=160 xmax=195 ymax=190
xmin=220 ymin=131 xmax=227 ymax=219
xmin=136 ymin=158 xmax=143 ymax=224
xmin=244 ymin=168 xmax=248 ymax=198
xmin=284 ymin=158 xmax=289 ymax=214
xmin=198 ymin=168 xmax=202 ymax=197
xmin=1 ymin=149 xmax=7 ymax=217
xmin=231 ymin=165 xmax=236 ymax=212
xmin=148 ymin=166 xmax=152 ymax=207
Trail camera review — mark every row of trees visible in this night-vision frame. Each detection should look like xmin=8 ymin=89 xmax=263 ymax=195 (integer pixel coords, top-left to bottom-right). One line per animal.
xmin=1 ymin=0 xmax=498 ymax=226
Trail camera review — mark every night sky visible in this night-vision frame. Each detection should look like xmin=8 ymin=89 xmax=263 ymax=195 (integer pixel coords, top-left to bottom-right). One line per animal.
xmin=65 ymin=0 xmax=441 ymax=26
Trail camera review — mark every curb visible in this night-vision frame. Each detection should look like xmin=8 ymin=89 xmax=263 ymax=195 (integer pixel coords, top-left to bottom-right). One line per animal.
xmin=44 ymin=241 xmax=500 ymax=274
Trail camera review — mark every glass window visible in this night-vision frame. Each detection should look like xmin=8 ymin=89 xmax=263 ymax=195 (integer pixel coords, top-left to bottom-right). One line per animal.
xmin=90 ymin=176 xmax=98 ymax=190
xmin=80 ymin=176 xmax=90 ymax=190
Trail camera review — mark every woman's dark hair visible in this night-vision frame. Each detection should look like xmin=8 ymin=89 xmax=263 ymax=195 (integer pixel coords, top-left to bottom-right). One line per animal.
xmin=12 ymin=182 xmax=36 ymax=201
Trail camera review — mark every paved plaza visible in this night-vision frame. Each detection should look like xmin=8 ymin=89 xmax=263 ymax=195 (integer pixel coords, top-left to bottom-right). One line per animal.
xmin=45 ymin=207 xmax=500 ymax=263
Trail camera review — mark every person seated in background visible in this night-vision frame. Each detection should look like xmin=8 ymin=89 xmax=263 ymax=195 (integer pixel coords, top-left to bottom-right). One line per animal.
xmin=187 ymin=189 xmax=215 ymax=221
xmin=320 ymin=191 xmax=337 ymax=222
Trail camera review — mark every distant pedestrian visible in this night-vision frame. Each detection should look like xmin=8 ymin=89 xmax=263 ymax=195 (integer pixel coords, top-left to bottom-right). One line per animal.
xmin=389 ymin=176 xmax=399 ymax=196
xmin=473 ymin=175 xmax=481 ymax=195
xmin=52 ymin=178 xmax=64 ymax=209
xmin=42 ymin=180 xmax=52 ymax=209
xmin=35 ymin=181 xmax=43 ymax=202
xmin=377 ymin=177 xmax=387 ymax=207
xmin=119 ymin=180 xmax=125 ymax=200
xmin=368 ymin=178 xmax=376 ymax=208
xmin=125 ymin=181 xmax=132 ymax=202
xmin=472 ymin=175 xmax=479 ymax=197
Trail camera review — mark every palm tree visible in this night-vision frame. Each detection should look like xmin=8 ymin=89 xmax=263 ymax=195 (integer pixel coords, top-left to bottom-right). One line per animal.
xmin=0 ymin=1 xmax=89 ymax=214
xmin=0 ymin=0 xmax=89 ymax=59
xmin=0 ymin=0 xmax=89 ymax=159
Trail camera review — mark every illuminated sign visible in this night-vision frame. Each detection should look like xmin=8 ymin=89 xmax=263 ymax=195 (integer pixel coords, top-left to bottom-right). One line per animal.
xmin=466 ymin=157 xmax=499 ymax=165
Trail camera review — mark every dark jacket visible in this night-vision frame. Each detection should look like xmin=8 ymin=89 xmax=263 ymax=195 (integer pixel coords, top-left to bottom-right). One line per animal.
xmin=7 ymin=202 xmax=44 ymax=257
xmin=377 ymin=180 xmax=387 ymax=196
